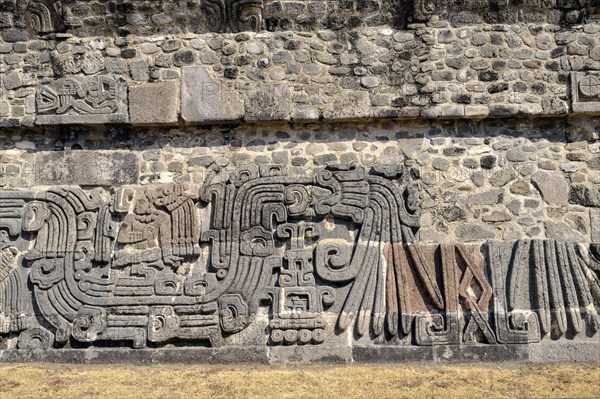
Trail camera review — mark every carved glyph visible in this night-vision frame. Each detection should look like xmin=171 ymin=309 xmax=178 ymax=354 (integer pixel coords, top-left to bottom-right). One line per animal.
xmin=0 ymin=164 xmax=598 ymax=350
xmin=35 ymin=76 xmax=129 ymax=125
xmin=571 ymin=72 xmax=600 ymax=113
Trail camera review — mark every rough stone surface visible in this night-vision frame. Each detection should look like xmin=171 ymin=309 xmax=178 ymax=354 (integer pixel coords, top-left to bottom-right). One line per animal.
xmin=544 ymin=221 xmax=584 ymax=242
xmin=455 ymin=223 xmax=496 ymax=241
xmin=531 ymin=171 xmax=570 ymax=206
xmin=244 ymin=83 xmax=291 ymax=121
xmin=129 ymin=81 xmax=179 ymax=125
xmin=35 ymin=151 xmax=139 ymax=185
xmin=322 ymin=91 xmax=371 ymax=120
xmin=181 ymin=66 xmax=243 ymax=123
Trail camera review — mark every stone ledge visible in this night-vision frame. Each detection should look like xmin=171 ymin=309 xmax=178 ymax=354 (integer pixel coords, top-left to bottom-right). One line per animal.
xmin=0 ymin=347 xmax=270 ymax=365
xmin=1 ymin=342 xmax=597 ymax=364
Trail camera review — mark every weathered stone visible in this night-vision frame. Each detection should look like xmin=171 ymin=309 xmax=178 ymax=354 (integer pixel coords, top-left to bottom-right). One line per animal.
xmin=510 ymin=181 xmax=531 ymax=196
xmin=506 ymin=149 xmax=527 ymax=162
xmin=129 ymin=81 xmax=179 ymax=125
xmin=442 ymin=205 xmax=468 ymax=222
xmin=591 ymin=209 xmax=600 ymax=242
xmin=482 ymin=211 xmax=512 ymax=222
xmin=397 ymin=138 xmax=423 ymax=159
xmin=480 ymin=155 xmax=497 ymax=169
xmin=322 ymin=91 xmax=371 ymax=120
xmin=35 ymin=151 xmax=139 ymax=185
xmin=181 ymin=66 xmax=243 ymax=123
xmin=455 ymin=223 xmax=496 ymax=241
xmin=1 ymin=0 xmax=600 ymax=364
xmin=3 ymin=71 xmax=22 ymax=90
xmin=531 ymin=171 xmax=569 ymax=206
xmin=2 ymin=29 xmax=29 ymax=42
xmin=432 ymin=157 xmax=450 ymax=171
xmin=489 ymin=168 xmax=517 ymax=187
xmin=569 ymin=183 xmax=600 ymax=207
xmin=244 ymin=83 xmax=291 ymax=121
xmin=130 ymin=60 xmax=149 ymax=82
xmin=544 ymin=221 xmax=584 ymax=242
xmin=469 ymin=189 xmax=503 ymax=205
xmin=35 ymin=76 xmax=129 ymax=125
xmin=571 ymin=72 xmax=600 ymax=113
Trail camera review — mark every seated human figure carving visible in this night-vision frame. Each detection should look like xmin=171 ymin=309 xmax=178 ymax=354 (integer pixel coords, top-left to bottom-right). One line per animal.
xmin=114 ymin=192 xmax=182 ymax=272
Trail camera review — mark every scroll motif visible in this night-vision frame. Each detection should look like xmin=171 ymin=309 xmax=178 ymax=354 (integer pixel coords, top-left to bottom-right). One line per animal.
xmin=0 ymin=164 xmax=599 ymax=350
xmin=202 ymin=0 xmax=263 ymax=33
xmin=4 ymin=0 xmax=57 ymax=33
xmin=35 ymin=76 xmax=129 ymax=125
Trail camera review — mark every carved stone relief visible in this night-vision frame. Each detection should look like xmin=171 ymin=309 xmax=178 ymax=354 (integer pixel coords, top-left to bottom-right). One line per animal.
xmin=35 ymin=76 xmax=129 ymax=125
xmin=571 ymin=72 xmax=600 ymax=113
xmin=202 ymin=0 xmax=263 ymax=33
xmin=0 ymin=0 xmax=264 ymax=34
xmin=1 ymin=0 xmax=58 ymax=33
xmin=35 ymin=151 xmax=139 ymax=186
xmin=0 ymin=164 xmax=598 ymax=350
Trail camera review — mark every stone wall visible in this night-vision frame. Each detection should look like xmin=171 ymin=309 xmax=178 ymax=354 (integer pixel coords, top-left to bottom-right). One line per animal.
xmin=0 ymin=1 xmax=599 ymax=363
xmin=4 ymin=22 xmax=600 ymax=127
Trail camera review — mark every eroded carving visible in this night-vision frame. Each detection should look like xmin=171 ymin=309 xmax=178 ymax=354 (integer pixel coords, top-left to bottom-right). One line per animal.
xmin=202 ymin=0 xmax=263 ymax=33
xmin=35 ymin=76 xmax=129 ymax=125
xmin=0 ymin=165 xmax=599 ymax=351
xmin=2 ymin=0 xmax=58 ymax=33
xmin=571 ymin=72 xmax=600 ymax=113
xmin=35 ymin=151 xmax=139 ymax=186
xmin=489 ymin=240 xmax=600 ymax=343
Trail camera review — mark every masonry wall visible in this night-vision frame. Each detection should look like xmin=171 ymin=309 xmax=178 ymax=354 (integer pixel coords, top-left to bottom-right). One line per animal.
xmin=0 ymin=1 xmax=599 ymax=364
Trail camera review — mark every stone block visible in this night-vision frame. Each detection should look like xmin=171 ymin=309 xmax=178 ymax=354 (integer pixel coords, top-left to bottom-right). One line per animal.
xmin=244 ymin=83 xmax=291 ymax=121
xmin=441 ymin=105 xmax=465 ymax=117
xmin=544 ymin=220 xmax=584 ymax=242
xmin=0 ymin=100 xmax=9 ymax=118
xmin=352 ymin=345 xmax=435 ymax=363
xmin=571 ymin=72 xmax=600 ymax=113
xmin=292 ymin=105 xmax=320 ymax=121
xmin=570 ymin=183 xmax=600 ymax=207
xmin=0 ymin=347 xmax=270 ymax=364
xmin=181 ymin=66 xmax=244 ymax=124
xmin=455 ymin=223 xmax=496 ymax=241
xmin=35 ymin=151 xmax=139 ymax=186
xmin=465 ymin=105 xmax=490 ymax=117
xmin=2 ymin=28 xmax=29 ymax=42
xmin=531 ymin=171 xmax=569 ymax=206
xmin=529 ymin=342 xmax=600 ymax=363
xmin=433 ymin=344 xmax=530 ymax=363
xmin=322 ymin=91 xmax=371 ymax=120
xmin=591 ymin=209 xmax=600 ymax=242
xmin=397 ymin=137 xmax=424 ymax=159
xmin=3 ymin=71 xmax=22 ymax=90
xmin=35 ymin=76 xmax=129 ymax=125
xmin=269 ymin=345 xmax=352 ymax=364
xmin=129 ymin=81 xmax=179 ymax=125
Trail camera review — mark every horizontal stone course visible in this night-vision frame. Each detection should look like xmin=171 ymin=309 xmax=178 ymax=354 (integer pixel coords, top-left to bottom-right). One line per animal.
xmin=2 ymin=1 xmax=600 ymax=366
xmin=2 ymin=22 xmax=600 ymax=127
xmin=0 ymin=341 xmax=597 ymax=364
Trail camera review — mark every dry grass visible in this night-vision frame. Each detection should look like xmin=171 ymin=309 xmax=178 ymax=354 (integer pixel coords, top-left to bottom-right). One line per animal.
xmin=0 ymin=363 xmax=598 ymax=399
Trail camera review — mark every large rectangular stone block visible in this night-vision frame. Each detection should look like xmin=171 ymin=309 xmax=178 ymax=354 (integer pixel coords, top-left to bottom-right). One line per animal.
xmin=181 ymin=66 xmax=244 ymax=124
xmin=35 ymin=151 xmax=139 ymax=186
xmin=35 ymin=76 xmax=129 ymax=125
xmin=129 ymin=81 xmax=179 ymax=125
xmin=244 ymin=83 xmax=291 ymax=121
xmin=322 ymin=91 xmax=371 ymax=120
